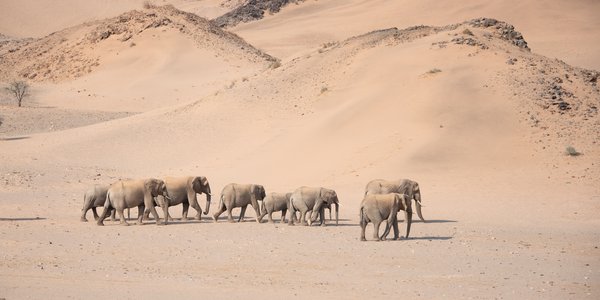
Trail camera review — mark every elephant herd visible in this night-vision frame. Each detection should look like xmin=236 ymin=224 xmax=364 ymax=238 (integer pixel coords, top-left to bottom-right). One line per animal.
xmin=80 ymin=176 xmax=424 ymax=241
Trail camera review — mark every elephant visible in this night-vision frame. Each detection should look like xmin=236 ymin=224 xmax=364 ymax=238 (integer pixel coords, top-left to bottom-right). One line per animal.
xmin=145 ymin=176 xmax=212 ymax=221
xmin=364 ymin=178 xmax=424 ymax=222
xmin=212 ymin=183 xmax=266 ymax=223
xmin=258 ymin=192 xmax=292 ymax=223
xmin=80 ymin=184 xmax=116 ymax=222
xmin=359 ymin=193 xmax=412 ymax=241
xmin=288 ymin=186 xmax=339 ymax=226
xmin=97 ymin=178 xmax=171 ymax=226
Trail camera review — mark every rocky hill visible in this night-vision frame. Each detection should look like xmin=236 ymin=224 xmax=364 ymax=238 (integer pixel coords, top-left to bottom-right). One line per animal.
xmin=0 ymin=5 xmax=276 ymax=82
xmin=212 ymin=0 xmax=304 ymax=28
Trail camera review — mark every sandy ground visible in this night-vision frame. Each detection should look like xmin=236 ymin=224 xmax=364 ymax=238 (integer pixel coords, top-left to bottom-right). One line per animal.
xmin=0 ymin=1 xmax=599 ymax=299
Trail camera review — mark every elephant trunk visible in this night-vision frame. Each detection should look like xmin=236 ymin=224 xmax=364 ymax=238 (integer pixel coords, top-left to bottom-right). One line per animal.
xmin=414 ymin=192 xmax=425 ymax=222
xmin=405 ymin=210 xmax=412 ymax=239
xmin=334 ymin=202 xmax=339 ymax=226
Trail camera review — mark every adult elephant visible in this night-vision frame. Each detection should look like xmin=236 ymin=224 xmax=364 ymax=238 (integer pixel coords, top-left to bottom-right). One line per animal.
xmin=80 ymin=184 xmax=116 ymax=222
xmin=288 ymin=186 xmax=339 ymax=226
xmin=151 ymin=176 xmax=211 ymax=221
xmin=97 ymin=178 xmax=170 ymax=226
xmin=212 ymin=183 xmax=266 ymax=223
xmin=364 ymin=179 xmax=424 ymax=222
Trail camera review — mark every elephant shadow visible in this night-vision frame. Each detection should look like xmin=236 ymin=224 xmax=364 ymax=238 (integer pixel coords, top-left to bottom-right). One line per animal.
xmin=404 ymin=236 xmax=454 ymax=241
xmin=409 ymin=219 xmax=457 ymax=224
xmin=0 ymin=217 xmax=45 ymax=221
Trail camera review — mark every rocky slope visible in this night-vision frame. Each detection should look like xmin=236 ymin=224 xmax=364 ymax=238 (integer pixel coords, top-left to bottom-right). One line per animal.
xmin=0 ymin=5 xmax=276 ymax=82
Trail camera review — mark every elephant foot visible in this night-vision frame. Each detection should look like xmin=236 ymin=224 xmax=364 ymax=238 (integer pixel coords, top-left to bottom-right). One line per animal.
xmin=288 ymin=222 xmax=295 ymax=226
xmin=110 ymin=218 xmax=117 ymax=222
xmin=320 ymin=223 xmax=326 ymax=227
xmin=360 ymin=237 xmax=367 ymax=242
xmin=97 ymin=222 xmax=104 ymax=226
xmin=212 ymin=214 xmax=218 ymax=222
xmin=80 ymin=217 xmax=88 ymax=222
xmin=227 ymin=219 xmax=235 ymax=223
xmin=120 ymin=222 xmax=130 ymax=226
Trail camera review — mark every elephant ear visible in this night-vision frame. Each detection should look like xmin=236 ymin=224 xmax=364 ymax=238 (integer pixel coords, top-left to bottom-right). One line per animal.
xmin=191 ymin=177 xmax=201 ymax=192
xmin=413 ymin=182 xmax=420 ymax=194
xmin=145 ymin=179 xmax=159 ymax=196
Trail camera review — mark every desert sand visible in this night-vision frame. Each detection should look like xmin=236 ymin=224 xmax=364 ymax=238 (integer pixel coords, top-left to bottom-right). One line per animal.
xmin=0 ymin=1 xmax=598 ymax=299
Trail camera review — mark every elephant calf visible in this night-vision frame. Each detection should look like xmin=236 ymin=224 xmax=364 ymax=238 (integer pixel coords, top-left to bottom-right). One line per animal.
xmin=359 ymin=193 xmax=412 ymax=241
xmin=259 ymin=192 xmax=292 ymax=223
xmin=213 ymin=183 xmax=266 ymax=223
xmin=81 ymin=184 xmax=116 ymax=222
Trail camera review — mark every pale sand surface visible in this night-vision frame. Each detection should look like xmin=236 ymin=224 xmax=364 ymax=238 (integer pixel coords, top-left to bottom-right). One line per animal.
xmin=0 ymin=1 xmax=599 ymax=299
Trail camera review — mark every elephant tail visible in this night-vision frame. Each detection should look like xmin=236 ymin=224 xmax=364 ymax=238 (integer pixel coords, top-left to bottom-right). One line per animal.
xmin=218 ymin=193 xmax=225 ymax=211
xmin=359 ymin=205 xmax=365 ymax=224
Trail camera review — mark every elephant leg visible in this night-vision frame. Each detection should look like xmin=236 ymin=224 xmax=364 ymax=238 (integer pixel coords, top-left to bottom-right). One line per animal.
xmin=137 ymin=206 xmax=144 ymax=225
xmin=373 ymin=220 xmax=382 ymax=241
xmin=92 ymin=207 xmax=100 ymax=221
xmin=393 ymin=214 xmax=400 ymax=240
xmin=405 ymin=210 xmax=413 ymax=239
xmin=117 ymin=208 xmax=129 ymax=226
xmin=189 ymin=197 xmax=203 ymax=220
xmin=161 ymin=204 xmax=170 ymax=225
xmin=97 ymin=207 xmax=111 ymax=226
xmin=238 ymin=205 xmax=248 ymax=222
xmin=300 ymin=210 xmax=312 ymax=226
xmin=319 ymin=206 xmax=326 ymax=227
xmin=280 ymin=209 xmax=287 ymax=223
xmin=381 ymin=220 xmax=392 ymax=241
xmin=360 ymin=217 xmax=368 ymax=241
xmin=182 ymin=202 xmax=190 ymax=221
xmin=258 ymin=209 xmax=267 ymax=223
xmin=287 ymin=206 xmax=296 ymax=226
xmin=80 ymin=208 xmax=89 ymax=222
xmin=251 ymin=203 xmax=261 ymax=223
xmin=109 ymin=209 xmax=116 ymax=222
xmin=226 ymin=206 xmax=235 ymax=223
xmin=212 ymin=204 xmax=226 ymax=222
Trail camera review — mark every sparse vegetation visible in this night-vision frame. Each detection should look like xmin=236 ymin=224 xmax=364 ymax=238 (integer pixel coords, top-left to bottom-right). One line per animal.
xmin=270 ymin=61 xmax=281 ymax=69
xmin=5 ymin=80 xmax=30 ymax=107
xmin=462 ymin=28 xmax=474 ymax=36
xmin=427 ymin=68 xmax=442 ymax=74
xmin=320 ymin=86 xmax=328 ymax=94
xmin=565 ymin=146 xmax=581 ymax=156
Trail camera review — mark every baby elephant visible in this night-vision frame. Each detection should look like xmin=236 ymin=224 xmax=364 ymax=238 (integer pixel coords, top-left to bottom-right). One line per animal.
xmin=258 ymin=192 xmax=292 ymax=223
xmin=81 ymin=184 xmax=116 ymax=222
xmin=359 ymin=193 xmax=412 ymax=241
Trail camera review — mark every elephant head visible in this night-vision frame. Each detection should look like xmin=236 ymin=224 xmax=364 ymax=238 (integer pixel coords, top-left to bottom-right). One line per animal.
xmin=192 ymin=176 xmax=212 ymax=214
xmin=310 ymin=188 xmax=339 ymax=225
xmin=408 ymin=180 xmax=424 ymax=222
xmin=251 ymin=184 xmax=266 ymax=201
xmin=146 ymin=178 xmax=171 ymax=200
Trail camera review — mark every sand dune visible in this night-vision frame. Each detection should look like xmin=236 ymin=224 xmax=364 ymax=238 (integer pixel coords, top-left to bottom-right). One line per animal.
xmin=0 ymin=2 xmax=599 ymax=299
